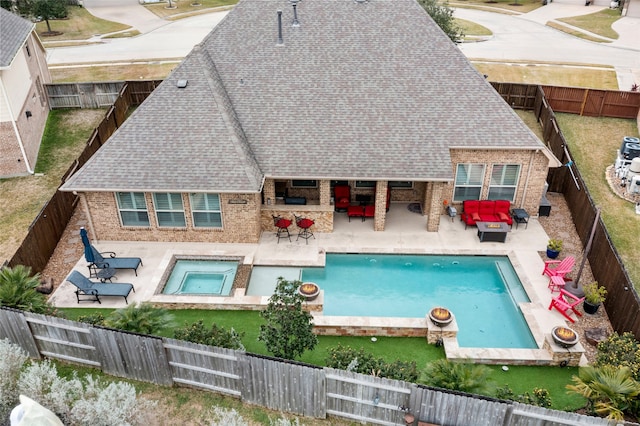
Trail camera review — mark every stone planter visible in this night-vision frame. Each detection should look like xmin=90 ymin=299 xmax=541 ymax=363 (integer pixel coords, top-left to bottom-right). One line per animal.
xmin=298 ymin=282 xmax=319 ymax=301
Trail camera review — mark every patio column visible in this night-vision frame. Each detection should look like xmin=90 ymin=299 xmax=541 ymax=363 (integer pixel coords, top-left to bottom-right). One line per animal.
xmin=374 ymin=181 xmax=388 ymax=231
xmin=319 ymin=180 xmax=331 ymax=206
xmin=426 ymin=181 xmax=446 ymax=232
xmin=263 ymin=179 xmax=275 ymax=205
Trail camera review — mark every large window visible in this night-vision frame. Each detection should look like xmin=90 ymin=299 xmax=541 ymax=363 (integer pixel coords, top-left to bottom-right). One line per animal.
xmin=116 ymin=192 xmax=149 ymax=226
xmin=389 ymin=181 xmax=413 ymax=189
xmin=291 ymin=180 xmax=317 ymax=188
xmin=153 ymin=193 xmax=186 ymax=227
xmin=488 ymin=164 xmax=520 ymax=201
xmin=190 ymin=193 xmax=222 ymax=228
xmin=454 ymin=164 xmax=485 ymax=201
xmin=355 ymin=180 xmax=375 ymax=188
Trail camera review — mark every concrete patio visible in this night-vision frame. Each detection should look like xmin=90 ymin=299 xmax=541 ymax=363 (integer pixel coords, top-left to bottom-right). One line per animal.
xmin=49 ymin=203 xmax=587 ymax=365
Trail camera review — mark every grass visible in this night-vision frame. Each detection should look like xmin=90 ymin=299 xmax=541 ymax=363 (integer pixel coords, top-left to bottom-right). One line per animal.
xmin=0 ymin=109 xmax=105 ymax=263
xmin=36 ymin=6 xmax=131 ymax=40
xmin=556 ymin=8 xmax=621 ymax=39
xmin=50 ymin=62 xmax=179 ymax=83
xmin=554 ymin=114 xmax=640 ymax=292
xmin=452 ymin=0 xmax=542 ymax=14
xmin=143 ymin=0 xmax=236 ymax=19
xmin=473 ymin=62 xmax=619 ymax=89
xmin=58 ymin=308 xmax=585 ymax=410
xmin=456 ymin=17 xmax=492 ymax=39
xmin=546 ymin=21 xmax=612 ymax=43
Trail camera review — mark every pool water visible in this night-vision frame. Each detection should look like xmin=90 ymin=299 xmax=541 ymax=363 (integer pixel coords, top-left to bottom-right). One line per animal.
xmin=248 ymin=254 xmax=536 ymax=349
xmin=162 ymin=260 xmax=237 ymax=295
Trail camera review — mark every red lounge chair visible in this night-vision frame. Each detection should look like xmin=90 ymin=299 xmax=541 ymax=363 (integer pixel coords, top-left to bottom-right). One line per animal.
xmin=542 ymin=256 xmax=575 ymax=278
xmin=364 ymin=205 xmax=375 ymax=220
xmin=334 ymin=185 xmax=350 ymax=212
xmin=548 ymin=288 xmax=584 ymax=323
xmin=347 ymin=205 xmax=364 ymax=222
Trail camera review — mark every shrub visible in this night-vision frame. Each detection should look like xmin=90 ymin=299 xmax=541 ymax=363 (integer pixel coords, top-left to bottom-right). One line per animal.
xmin=0 ymin=265 xmax=55 ymax=314
xmin=174 ymin=320 xmax=245 ymax=351
xmin=76 ymin=312 xmax=107 ymax=326
xmin=70 ymin=376 xmax=156 ymax=426
xmin=104 ymin=302 xmax=174 ymax=335
xmin=496 ymin=385 xmax=552 ymax=408
xmin=17 ymin=359 xmax=83 ymax=423
xmin=596 ymin=332 xmax=640 ymax=381
xmin=209 ymin=406 xmax=246 ymax=426
xmin=421 ymin=359 xmax=491 ymax=394
xmin=17 ymin=359 xmax=157 ymax=425
xmin=0 ymin=339 xmax=28 ymax=421
xmin=566 ymin=365 xmax=640 ymax=420
xmin=325 ymin=344 xmax=418 ymax=382
xmin=270 ymin=417 xmax=301 ymax=426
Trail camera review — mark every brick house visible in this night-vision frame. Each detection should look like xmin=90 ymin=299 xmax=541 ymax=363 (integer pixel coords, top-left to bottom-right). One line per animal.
xmin=0 ymin=8 xmax=51 ymax=178
xmin=61 ymin=0 xmax=559 ymax=243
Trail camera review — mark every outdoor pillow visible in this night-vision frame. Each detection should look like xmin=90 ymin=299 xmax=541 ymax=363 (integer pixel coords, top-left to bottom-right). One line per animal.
xmin=471 ymin=212 xmax=481 ymax=222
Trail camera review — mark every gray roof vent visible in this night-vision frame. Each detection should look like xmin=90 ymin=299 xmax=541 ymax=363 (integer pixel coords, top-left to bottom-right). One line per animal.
xmin=177 ymin=79 xmax=188 ymax=88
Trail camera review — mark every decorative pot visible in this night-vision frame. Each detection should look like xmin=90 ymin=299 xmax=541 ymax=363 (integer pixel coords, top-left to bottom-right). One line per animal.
xmin=546 ymin=248 xmax=560 ymax=259
xmin=583 ymin=300 xmax=600 ymax=314
xmin=298 ymin=282 xmax=320 ymax=301
xmin=429 ymin=307 xmax=453 ymax=327
xmin=552 ymin=326 xmax=579 ymax=348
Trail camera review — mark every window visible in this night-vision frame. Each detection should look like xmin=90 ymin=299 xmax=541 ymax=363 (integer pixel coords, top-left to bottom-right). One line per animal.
xmin=116 ymin=192 xmax=149 ymax=226
xmin=330 ymin=180 xmax=348 ymax=188
xmin=453 ymin=164 xmax=485 ymax=202
xmin=291 ymin=180 xmax=317 ymax=188
xmin=389 ymin=181 xmax=413 ymax=189
xmin=488 ymin=164 xmax=520 ymax=201
xmin=355 ymin=180 xmax=375 ymax=188
xmin=153 ymin=193 xmax=186 ymax=227
xmin=190 ymin=193 xmax=222 ymax=228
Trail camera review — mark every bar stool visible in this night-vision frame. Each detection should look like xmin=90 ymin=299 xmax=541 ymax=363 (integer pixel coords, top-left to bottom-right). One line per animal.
xmin=294 ymin=214 xmax=315 ymax=244
xmin=272 ymin=215 xmax=291 ymax=243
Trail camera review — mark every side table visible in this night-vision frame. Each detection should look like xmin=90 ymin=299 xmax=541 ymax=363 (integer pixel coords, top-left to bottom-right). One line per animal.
xmin=89 ymin=265 xmax=116 ymax=282
xmin=511 ymin=208 xmax=529 ymax=229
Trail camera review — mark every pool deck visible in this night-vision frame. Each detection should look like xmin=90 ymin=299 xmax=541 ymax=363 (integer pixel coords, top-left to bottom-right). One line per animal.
xmin=49 ymin=204 xmax=587 ymax=366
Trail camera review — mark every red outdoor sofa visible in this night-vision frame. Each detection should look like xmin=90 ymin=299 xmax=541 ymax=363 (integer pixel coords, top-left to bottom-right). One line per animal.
xmin=460 ymin=200 xmax=513 ymax=228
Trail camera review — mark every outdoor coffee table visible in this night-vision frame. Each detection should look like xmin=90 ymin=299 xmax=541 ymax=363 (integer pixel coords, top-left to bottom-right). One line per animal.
xmin=476 ymin=221 xmax=510 ymax=243
xmin=511 ymin=208 xmax=529 ymax=229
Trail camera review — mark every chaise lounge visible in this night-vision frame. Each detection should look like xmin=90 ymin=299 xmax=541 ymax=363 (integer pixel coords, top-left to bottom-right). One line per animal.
xmin=66 ymin=270 xmax=135 ymax=304
xmin=89 ymin=245 xmax=143 ymax=276
xmin=460 ymin=199 xmax=513 ymax=229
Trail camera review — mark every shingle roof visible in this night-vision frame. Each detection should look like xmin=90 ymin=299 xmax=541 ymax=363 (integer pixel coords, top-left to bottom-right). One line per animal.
xmin=62 ymin=0 xmax=546 ymax=193
xmin=0 ymin=8 xmax=34 ymax=68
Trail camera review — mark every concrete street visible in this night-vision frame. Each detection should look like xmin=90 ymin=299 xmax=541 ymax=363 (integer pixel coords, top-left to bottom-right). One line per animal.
xmin=46 ymin=2 xmax=640 ymax=89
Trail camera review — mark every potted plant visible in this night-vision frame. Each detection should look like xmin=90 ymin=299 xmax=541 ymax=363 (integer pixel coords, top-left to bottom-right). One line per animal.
xmin=582 ymin=281 xmax=607 ymax=314
xmin=546 ymin=239 xmax=563 ymax=259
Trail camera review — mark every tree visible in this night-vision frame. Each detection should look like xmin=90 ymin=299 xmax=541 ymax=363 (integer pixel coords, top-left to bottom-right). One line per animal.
xmin=32 ymin=0 xmax=67 ymax=34
xmin=0 ymin=265 xmax=54 ymax=314
xmin=103 ymin=302 xmax=174 ymax=335
xmin=416 ymin=0 xmax=464 ymax=43
xmin=258 ymin=278 xmax=318 ymax=360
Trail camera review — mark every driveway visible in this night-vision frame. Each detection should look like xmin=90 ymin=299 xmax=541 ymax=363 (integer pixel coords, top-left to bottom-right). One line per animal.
xmin=82 ymin=0 xmax=166 ymax=33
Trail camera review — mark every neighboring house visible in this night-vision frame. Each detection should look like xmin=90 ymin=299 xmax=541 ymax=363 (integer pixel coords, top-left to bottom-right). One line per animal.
xmin=0 ymin=8 xmax=51 ymax=177
xmin=61 ymin=0 xmax=559 ymax=243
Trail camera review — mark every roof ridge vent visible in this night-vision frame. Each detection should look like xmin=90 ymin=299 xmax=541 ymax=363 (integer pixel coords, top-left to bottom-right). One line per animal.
xmin=277 ymin=10 xmax=283 ymax=45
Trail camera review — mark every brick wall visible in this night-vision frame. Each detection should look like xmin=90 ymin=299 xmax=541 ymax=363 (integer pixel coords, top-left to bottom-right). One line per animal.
xmin=83 ymin=191 xmax=262 ymax=243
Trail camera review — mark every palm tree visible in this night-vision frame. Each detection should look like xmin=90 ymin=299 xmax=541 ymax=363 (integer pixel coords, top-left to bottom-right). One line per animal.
xmin=421 ymin=359 xmax=492 ymax=394
xmin=567 ymin=365 xmax=640 ymax=420
xmin=0 ymin=265 xmax=53 ymax=314
xmin=104 ymin=302 xmax=174 ymax=335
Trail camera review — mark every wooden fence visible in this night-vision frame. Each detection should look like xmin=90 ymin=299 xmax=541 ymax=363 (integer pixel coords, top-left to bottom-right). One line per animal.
xmin=0 ymin=307 xmax=619 ymax=426
xmin=5 ymin=80 xmax=161 ymax=271
xmin=490 ymin=82 xmax=640 ymax=119
xmin=492 ymin=83 xmax=640 ymax=340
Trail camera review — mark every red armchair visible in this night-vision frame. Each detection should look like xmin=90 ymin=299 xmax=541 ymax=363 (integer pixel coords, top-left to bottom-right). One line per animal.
xmin=334 ymin=185 xmax=350 ymax=212
xmin=460 ymin=199 xmax=512 ymax=228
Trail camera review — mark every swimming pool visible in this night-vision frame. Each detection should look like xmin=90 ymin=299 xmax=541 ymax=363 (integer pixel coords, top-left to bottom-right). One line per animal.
xmin=248 ymin=254 xmax=536 ymax=349
xmin=162 ymin=259 xmax=238 ymax=295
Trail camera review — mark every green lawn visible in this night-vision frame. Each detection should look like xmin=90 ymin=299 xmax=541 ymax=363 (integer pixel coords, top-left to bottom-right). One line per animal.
xmin=59 ymin=308 xmax=585 ymax=410
xmin=36 ymin=6 xmax=131 ymax=40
